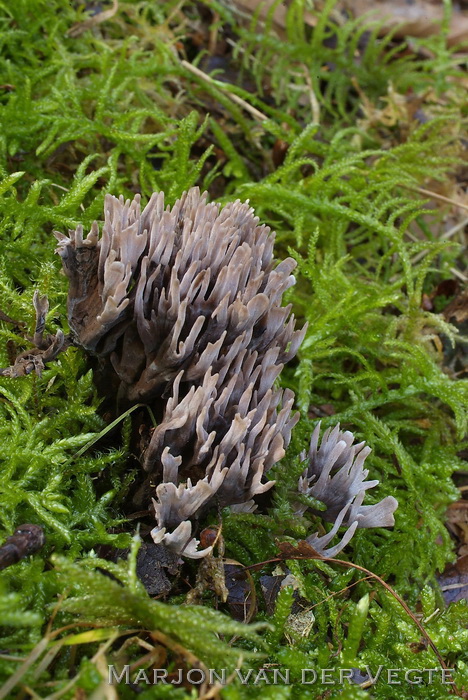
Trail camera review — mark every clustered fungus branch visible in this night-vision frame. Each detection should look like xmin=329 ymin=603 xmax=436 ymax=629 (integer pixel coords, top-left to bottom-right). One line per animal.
xmin=295 ymin=423 xmax=398 ymax=557
xmin=52 ymin=187 xmax=397 ymax=558
xmin=0 ymin=291 xmax=65 ymax=378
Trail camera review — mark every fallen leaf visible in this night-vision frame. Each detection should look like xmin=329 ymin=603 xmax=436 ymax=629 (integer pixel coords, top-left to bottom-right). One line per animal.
xmin=260 ymin=574 xmax=285 ymax=615
xmin=446 ymin=500 xmax=468 ymax=528
xmin=342 ymin=0 xmax=468 ymax=47
xmin=233 ymin=0 xmax=468 ymax=47
xmin=276 ymin=539 xmax=324 ymax=560
xmin=446 ymin=500 xmax=468 ymax=558
xmin=224 ymin=559 xmax=257 ymax=622
xmin=443 ymin=289 xmax=468 ymax=324
xmin=437 ymin=554 xmax=468 ymax=604
xmin=0 ymin=525 xmax=45 ymax=571
xmin=232 ymin=0 xmax=317 ymax=38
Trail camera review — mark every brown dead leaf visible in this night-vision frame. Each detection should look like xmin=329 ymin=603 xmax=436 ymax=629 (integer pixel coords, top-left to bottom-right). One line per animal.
xmin=446 ymin=500 xmax=468 ymax=528
xmin=260 ymin=572 xmax=316 ymax=640
xmin=308 ymin=403 xmax=336 ymax=420
xmin=422 ymin=279 xmax=460 ymax=311
xmin=232 ymin=0 xmax=317 ymax=38
xmin=276 ymin=539 xmax=325 ymax=560
xmin=285 ymin=607 xmax=316 ymax=641
xmin=342 ymin=0 xmax=468 ymax=47
xmin=0 ymin=309 xmax=25 ymax=327
xmin=224 ymin=559 xmax=257 ymax=622
xmin=186 ymin=556 xmax=229 ymax=605
xmin=233 ymin=0 xmax=468 ymax=47
xmin=435 ymin=279 xmax=460 ymax=299
xmin=272 ymin=139 xmax=289 ymax=168
xmin=260 ymin=574 xmax=285 ymax=615
xmin=135 ymin=542 xmax=179 ymax=597
xmin=443 ymin=289 xmax=468 ymax=323
xmin=446 ymin=500 xmax=468 ymax=556
xmin=0 ymin=525 xmax=45 ymax=572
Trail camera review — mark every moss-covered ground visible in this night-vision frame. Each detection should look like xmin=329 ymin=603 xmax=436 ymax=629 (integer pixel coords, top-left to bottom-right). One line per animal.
xmin=0 ymin=1 xmax=467 ymax=697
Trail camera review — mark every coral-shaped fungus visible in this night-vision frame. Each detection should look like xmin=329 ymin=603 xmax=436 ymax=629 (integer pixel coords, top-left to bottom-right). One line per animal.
xmin=296 ymin=423 xmax=398 ymax=557
xmin=52 ymin=188 xmax=397 ymax=557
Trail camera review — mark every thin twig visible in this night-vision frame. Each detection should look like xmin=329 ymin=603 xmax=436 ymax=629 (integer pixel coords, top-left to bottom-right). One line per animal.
xmin=404 ymin=216 xmax=467 ymax=269
xmin=402 ymin=184 xmax=468 ymax=213
xmin=302 ymin=64 xmax=320 ymax=124
xmin=450 ymin=266 xmax=467 ymax=282
xmin=441 ymin=217 xmax=468 ymax=240
xmin=67 ymin=0 xmax=119 ymax=37
xmin=50 ymin=183 xmax=85 ymax=211
xmin=308 ymin=575 xmax=374 ymax=610
xmin=0 ymin=637 xmax=49 ymax=700
xmin=180 ymin=60 xmax=268 ymax=122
